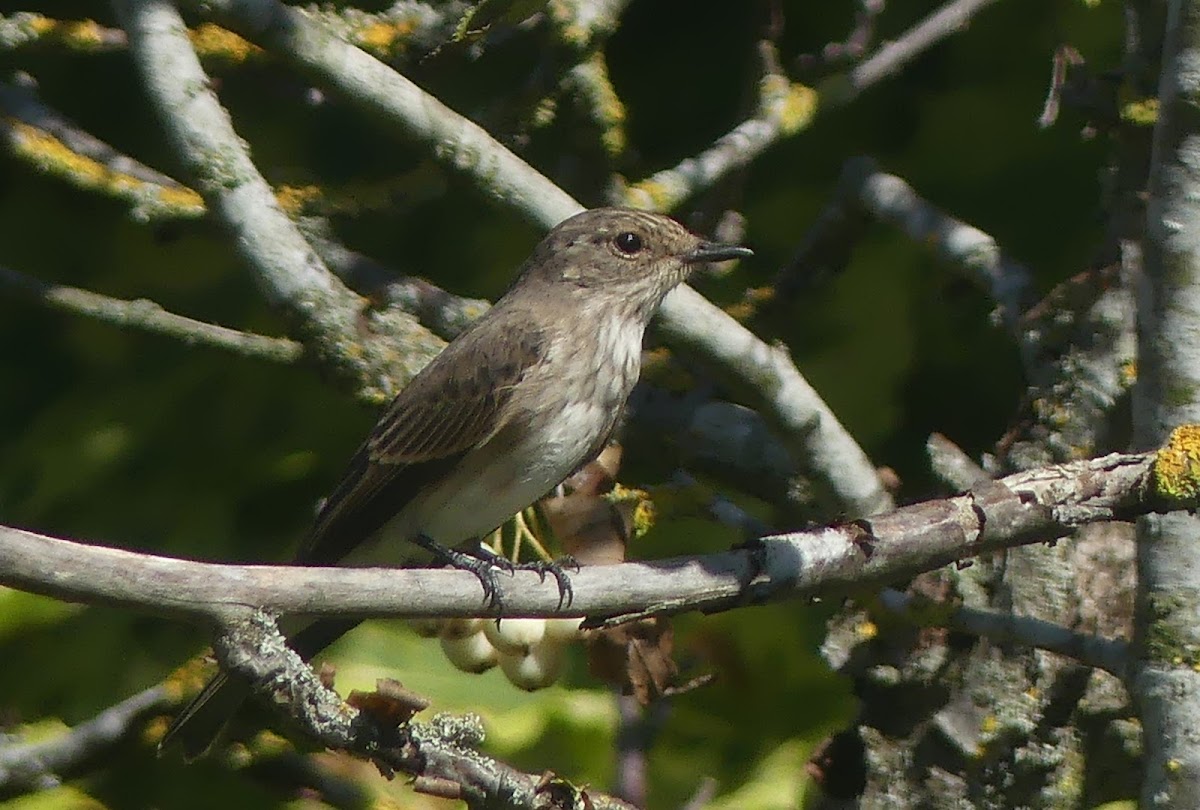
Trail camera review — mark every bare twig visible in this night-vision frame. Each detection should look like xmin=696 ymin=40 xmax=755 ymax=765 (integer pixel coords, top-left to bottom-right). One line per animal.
xmin=0 ymin=685 xmax=172 ymax=796
xmin=794 ymin=0 xmax=884 ymax=74
xmin=926 ymin=432 xmax=991 ymax=490
xmin=0 ymin=265 xmax=303 ymax=363
xmin=0 ymin=449 xmax=1181 ymax=626
xmin=876 ymin=589 xmax=1129 ymax=677
xmin=841 ymin=0 xmax=1002 ymax=99
xmin=622 ymin=0 xmax=1001 ymax=212
xmin=789 ymin=156 xmax=1034 ymax=336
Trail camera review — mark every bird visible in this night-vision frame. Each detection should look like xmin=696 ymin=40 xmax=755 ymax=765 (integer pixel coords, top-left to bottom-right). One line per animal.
xmin=161 ymin=207 xmax=752 ymax=758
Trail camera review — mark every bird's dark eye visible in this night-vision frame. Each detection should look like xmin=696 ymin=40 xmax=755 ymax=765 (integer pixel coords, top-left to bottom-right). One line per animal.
xmin=613 ymin=231 xmax=643 ymax=255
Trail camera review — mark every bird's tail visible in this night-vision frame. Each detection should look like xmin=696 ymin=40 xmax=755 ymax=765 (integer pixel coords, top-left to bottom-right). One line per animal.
xmin=159 ymin=618 xmax=362 ymax=759
xmin=159 ymin=672 xmax=251 ymax=760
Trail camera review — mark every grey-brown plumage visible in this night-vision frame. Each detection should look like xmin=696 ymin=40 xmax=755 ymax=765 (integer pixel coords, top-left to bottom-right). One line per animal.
xmin=161 ymin=207 xmax=751 ymax=758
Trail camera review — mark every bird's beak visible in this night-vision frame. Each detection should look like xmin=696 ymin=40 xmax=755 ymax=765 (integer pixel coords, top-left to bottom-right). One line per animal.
xmin=682 ymin=242 xmax=754 ymax=264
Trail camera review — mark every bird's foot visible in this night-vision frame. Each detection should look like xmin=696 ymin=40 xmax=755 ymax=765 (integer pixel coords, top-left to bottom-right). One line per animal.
xmin=509 ymin=556 xmax=578 ymax=609
xmin=413 ymin=537 xmax=579 ymax=612
xmin=413 ymin=535 xmax=509 ymax=611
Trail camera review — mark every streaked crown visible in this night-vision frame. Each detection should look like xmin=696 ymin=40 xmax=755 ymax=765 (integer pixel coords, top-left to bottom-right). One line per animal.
xmin=511 ymin=208 xmax=751 ymax=319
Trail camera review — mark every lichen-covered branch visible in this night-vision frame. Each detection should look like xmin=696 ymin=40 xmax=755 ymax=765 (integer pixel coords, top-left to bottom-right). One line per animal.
xmin=112 ymin=0 xmax=441 ymax=402
xmin=189 ymin=0 xmax=583 ymax=230
xmin=209 ymin=612 xmax=637 ymax=809
xmin=620 ymin=73 xmax=817 ymax=212
xmin=0 ymin=79 xmax=205 ymax=222
xmin=1132 ymin=0 xmax=1200 ymax=803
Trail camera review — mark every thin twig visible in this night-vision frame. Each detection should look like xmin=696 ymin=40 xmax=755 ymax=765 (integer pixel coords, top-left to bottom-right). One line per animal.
xmin=0 ymin=265 xmax=303 ymax=363
xmin=876 ymin=589 xmax=1129 ymax=677
xmin=927 ymin=432 xmax=991 ymax=490
xmin=0 ymin=685 xmax=171 ymax=797
xmin=844 ymin=0 xmax=1002 ymax=98
xmin=620 ymin=73 xmax=817 ymax=213
xmin=790 ymin=156 xmax=1033 ymax=336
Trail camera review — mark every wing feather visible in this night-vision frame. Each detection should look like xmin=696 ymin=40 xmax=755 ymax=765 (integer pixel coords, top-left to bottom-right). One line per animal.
xmin=298 ymin=319 xmax=545 ymax=564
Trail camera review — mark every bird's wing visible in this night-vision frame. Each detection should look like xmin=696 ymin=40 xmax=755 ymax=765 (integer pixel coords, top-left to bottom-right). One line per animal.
xmin=298 ymin=320 xmax=546 ymax=564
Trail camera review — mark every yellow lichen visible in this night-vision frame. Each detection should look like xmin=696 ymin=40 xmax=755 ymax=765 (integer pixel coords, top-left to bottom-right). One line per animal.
xmin=606 ymin=484 xmax=656 ymax=539
xmin=58 ymin=19 xmax=106 ymax=49
xmin=622 ymin=178 xmax=678 ymax=212
xmin=189 ymin=23 xmax=258 ymax=63
xmin=1152 ymin=424 xmax=1200 ymax=504
xmin=724 ymin=302 xmax=755 ymax=322
xmin=26 ymin=14 xmax=55 ymax=35
xmin=356 ymin=20 xmax=413 ymax=54
xmin=8 ymin=120 xmax=205 ymax=218
xmin=855 ymin=620 xmax=878 ymax=640
xmin=276 ymin=184 xmax=323 ymax=215
xmin=1120 ymin=98 xmax=1158 ymax=126
xmin=157 ymin=184 xmax=207 ymax=212
xmin=760 ymin=74 xmax=818 ymax=135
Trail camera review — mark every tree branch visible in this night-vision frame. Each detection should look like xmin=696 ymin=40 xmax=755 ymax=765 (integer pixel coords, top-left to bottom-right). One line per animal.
xmin=1132 ymin=0 xmax=1200 ymax=803
xmin=0 ymin=685 xmax=172 ymax=797
xmin=620 ymin=71 xmax=817 ymax=213
xmin=876 ymin=589 xmax=1130 ymax=677
xmin=784 ymin=156 xmax=1034 ymax=336
xmin=656 ymin=284 xmax=893 ymax=517
xmin=188 ymin=0 xmax=583 ymax=230
xmin=208 ymin=611 xmax=637 ymax=809
xmin=112 ymin=0 xmax=441 ymax=402
xmin=0 ymin=78 xmax=205 ymax=222
xmin=0 ymin=448 xmax=1184 ymax=627
xmin=0 ymin=264 xmax=302 ymax=363
xmin=841 ymin=0 xmax=1003 ymax=99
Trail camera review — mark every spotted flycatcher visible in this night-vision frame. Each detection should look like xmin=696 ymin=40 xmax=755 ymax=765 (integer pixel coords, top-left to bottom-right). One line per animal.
xmin=163 ymin=207 xmax=752 ymax=756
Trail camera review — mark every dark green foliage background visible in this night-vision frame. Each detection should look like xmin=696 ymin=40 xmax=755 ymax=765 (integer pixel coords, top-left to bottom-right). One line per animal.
xmin=0 ymin=1 xmax=1123 ymax=807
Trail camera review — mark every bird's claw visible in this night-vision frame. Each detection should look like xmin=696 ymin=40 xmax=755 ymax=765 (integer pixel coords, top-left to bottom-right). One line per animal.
xmin=414 ymin=536 xmax=578 ymax=612
xmin=415 ymin=535 xmax=508 ymax=611
xmin=511 ymin=555 xmax=578 ymax=609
